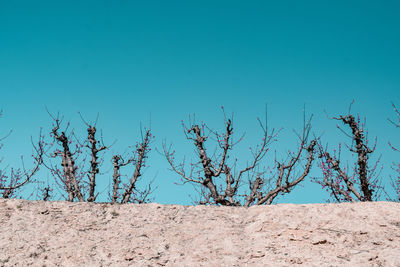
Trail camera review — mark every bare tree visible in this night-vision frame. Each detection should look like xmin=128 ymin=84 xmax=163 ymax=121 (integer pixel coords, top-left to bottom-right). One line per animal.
xmin=45 ymin=112 xmax=85 ymax=202
xmin=45 ymin=111 xmax=154 ymax=204
xmin=45 ymin=112 xmax=111 ymax=202
xmin=388 ymin=103 xmax=400 ymax=202
xmin=111 ymin=154 xmax=132 ymax=203
xmin=78 ymin=113 xmax=108 ymax=202
xmin=315 ymin=109 xmax=382 ymax=202
xmin=114 ymin=128 xmax=154 ymax=204
xmin=0 ymin=112 xmax=45 ymax=198
xmin=164 ymin=108 xmax=316 ymax=206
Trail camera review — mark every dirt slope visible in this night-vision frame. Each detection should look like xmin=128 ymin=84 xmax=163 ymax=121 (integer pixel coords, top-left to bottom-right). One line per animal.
xmin=0 ymin=199 xmax=399 ymax=266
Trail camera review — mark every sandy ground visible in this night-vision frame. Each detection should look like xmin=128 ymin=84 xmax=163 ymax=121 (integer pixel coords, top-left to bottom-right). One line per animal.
xmin=0 ymin=199 xmax=399 ymax=267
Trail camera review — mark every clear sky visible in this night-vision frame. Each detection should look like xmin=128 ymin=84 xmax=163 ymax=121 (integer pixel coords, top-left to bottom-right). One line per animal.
xmin=0 ymin=1 xmax=399 ymax=204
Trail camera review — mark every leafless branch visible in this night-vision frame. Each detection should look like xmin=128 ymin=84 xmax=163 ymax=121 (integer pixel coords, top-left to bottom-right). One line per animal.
xmin=316 ymin=110 xmax=380 ymax=202
xmin=165 ymin=108 xmax=316 ymax=206
xmin=48 ymin=113 xmax=84 ymax=202
xmin=0 ymin=131 xmax=45 ymax=194
xmin=120 ymin=128 xmax=153 ymax=204
xmin=86 ymin=124 xmax=107 ymax=202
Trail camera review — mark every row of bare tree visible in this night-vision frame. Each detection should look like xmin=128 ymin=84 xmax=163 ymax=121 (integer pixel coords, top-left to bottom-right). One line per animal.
xmin=0 ymin=105 xmax=399 ymax=205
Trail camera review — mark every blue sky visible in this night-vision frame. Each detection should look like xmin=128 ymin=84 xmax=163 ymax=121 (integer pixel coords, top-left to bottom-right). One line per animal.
xmin=0 ymin=1 xmax=399 ymax=204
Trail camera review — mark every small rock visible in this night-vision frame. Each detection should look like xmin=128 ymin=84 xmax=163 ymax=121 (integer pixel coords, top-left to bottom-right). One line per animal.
xmin=312 ymin=239 xmax=327 ymax=245
xmin=250 ymin=250 xmax=265 ymax=259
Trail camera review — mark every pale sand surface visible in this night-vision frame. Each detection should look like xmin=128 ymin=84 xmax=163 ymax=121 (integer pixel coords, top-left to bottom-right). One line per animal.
xmin=0 ymin=199 xmax=399 ymax=266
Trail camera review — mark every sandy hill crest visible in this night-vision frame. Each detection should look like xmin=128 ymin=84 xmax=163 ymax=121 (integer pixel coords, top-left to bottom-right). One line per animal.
xmin=0 ymin=199 xmax=399 ymax=266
